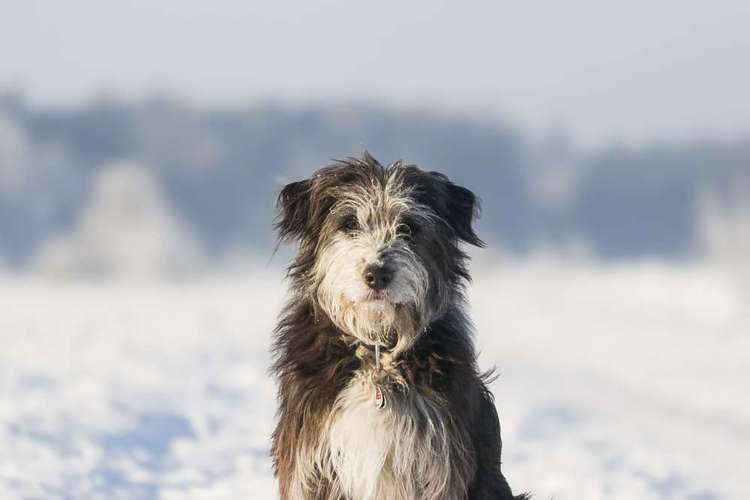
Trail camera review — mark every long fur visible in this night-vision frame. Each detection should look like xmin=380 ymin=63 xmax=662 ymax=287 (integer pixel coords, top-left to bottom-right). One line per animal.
xmin=271 ymin=152 xmax=527 ymax=499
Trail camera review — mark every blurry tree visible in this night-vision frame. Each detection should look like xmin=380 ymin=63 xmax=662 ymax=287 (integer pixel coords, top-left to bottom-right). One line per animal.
xmin=35 ymin=162 xmax=202 ymax=279
xmin=699 ymin=179 xmax=750 ymax=310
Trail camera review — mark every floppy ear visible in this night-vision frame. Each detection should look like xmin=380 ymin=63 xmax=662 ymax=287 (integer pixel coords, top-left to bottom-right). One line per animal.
xmin=445 ymin=182 xmax=485 ymax=247
xmin=275 ymin=179 xmax=312 ymax=242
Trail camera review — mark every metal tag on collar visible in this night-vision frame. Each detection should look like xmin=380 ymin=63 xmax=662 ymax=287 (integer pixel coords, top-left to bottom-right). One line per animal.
xmin=374 ymin=384 xmax=386 ymax=410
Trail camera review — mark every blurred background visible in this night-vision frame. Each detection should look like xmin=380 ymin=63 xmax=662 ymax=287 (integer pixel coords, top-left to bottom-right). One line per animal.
xmin=1 ymin=1 xmax=748 ymax=499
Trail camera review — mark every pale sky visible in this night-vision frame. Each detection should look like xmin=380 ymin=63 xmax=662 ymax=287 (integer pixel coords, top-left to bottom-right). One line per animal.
xmin=2 ymin=0 xmax=749 ymax=148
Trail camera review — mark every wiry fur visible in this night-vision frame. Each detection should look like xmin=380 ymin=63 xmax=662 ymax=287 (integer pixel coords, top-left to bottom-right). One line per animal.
xmin=271 ymin=152 xmax=527 ymax=500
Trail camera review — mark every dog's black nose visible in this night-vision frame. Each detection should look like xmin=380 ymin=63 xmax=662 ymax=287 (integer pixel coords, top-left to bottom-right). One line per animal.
xmin=363 ymin=264 xmax=393 ymax=290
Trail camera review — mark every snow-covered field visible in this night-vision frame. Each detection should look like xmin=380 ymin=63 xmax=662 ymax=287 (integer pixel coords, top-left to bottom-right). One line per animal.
xmin=1 ymin=261 xmax=748 ymax=499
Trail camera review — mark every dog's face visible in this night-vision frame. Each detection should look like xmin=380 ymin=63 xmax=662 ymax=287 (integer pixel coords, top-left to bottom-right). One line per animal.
xmin=277 ymin=153 xmax=483 ymax=350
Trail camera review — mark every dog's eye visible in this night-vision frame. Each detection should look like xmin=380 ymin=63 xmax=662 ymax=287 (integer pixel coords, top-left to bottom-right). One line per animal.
xmin=342 ymin=216 xmax=360 ymax=235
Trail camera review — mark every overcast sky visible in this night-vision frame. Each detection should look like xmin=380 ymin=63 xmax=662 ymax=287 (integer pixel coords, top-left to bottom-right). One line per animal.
xmin=2 ymin=0 xmax=749 ymax=148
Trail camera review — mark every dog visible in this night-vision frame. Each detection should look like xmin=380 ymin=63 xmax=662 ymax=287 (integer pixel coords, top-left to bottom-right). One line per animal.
xmin=271 ymin=152 xmax=527 ymax=500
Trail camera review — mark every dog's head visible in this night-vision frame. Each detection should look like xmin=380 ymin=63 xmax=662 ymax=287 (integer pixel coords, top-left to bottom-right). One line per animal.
xmin=276 ymin=152 xmax=483 ymax=350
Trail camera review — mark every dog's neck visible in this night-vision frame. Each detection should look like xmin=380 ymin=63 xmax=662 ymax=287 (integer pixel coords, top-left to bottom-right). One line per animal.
xmin=340 ymin=321 xmax=432 ymax=362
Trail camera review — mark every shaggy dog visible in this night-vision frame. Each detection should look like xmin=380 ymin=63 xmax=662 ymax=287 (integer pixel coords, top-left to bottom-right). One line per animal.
xmin=271 ymin=152 xmax=527 ymax=500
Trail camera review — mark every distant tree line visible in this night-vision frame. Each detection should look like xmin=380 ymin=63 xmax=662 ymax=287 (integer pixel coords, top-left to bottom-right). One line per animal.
xmin=0 ymin=94 xmax=747 ymax=268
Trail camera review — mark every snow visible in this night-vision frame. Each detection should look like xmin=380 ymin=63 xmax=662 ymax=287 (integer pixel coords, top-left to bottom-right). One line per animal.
xmin=1 ymin=261 xmax=747 ymax=499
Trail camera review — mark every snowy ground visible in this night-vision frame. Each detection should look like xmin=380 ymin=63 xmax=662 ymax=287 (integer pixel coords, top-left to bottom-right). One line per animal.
xmin=1 ymin=261 xmax=747 ymax=499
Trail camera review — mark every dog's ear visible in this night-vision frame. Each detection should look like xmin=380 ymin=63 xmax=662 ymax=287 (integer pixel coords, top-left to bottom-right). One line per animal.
xmin=276 ymin=179 xmax=312 ymax=242
xmin=445 ymin=181 xmax=485 ymax=247
xmin=422 ymin=171 xmax=485 ymax=247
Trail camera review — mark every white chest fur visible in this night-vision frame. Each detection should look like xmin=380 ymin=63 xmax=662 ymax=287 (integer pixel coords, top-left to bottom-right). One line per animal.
xmin=315 ymin=368 xmax=473 ymax=500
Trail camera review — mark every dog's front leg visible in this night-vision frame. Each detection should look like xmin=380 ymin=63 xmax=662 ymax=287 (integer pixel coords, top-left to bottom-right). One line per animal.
xmin=282 ymin=470 xmax=339 ymax=500
xmin=274 ymin=422 xmax=338 ymax=500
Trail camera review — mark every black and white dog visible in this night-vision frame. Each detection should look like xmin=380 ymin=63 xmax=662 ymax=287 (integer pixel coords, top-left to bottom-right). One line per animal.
xmin=271 ymin=152 xmax=527 ymax=500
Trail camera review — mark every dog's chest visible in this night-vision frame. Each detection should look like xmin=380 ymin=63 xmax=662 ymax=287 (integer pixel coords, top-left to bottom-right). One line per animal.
xmin=321 ymin=366 xmax=456 ymax=500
